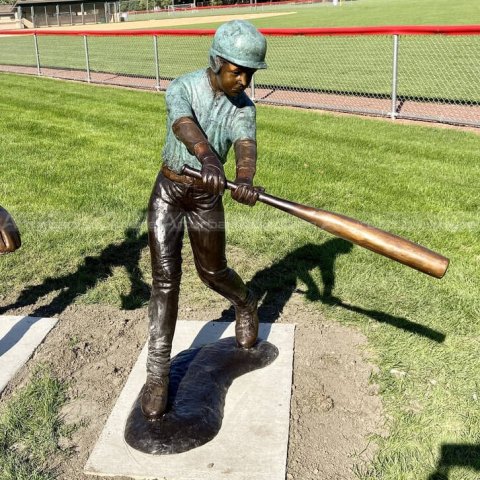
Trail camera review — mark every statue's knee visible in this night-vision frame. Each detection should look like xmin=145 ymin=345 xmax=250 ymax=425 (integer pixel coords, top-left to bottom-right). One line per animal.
xmin=152 ymin=257 xmax=182 ymax=287
xmin=197 ymin=265 xmax=229 ymax=287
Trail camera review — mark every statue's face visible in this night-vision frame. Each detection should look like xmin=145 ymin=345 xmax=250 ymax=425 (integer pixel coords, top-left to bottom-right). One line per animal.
xmin=216 ymin=61 xmax=256 ymax=97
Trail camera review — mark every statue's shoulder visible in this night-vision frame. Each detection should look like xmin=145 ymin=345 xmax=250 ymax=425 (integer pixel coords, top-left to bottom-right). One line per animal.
xmin=168 ymin=69 xmax=207 ymax=95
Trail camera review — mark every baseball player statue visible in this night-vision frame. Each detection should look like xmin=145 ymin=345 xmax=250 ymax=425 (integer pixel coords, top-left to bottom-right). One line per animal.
xmin=141 ymin=20 xmax=267 ymax=421
xmin=0 ymin=206 xmax=21 ymax=254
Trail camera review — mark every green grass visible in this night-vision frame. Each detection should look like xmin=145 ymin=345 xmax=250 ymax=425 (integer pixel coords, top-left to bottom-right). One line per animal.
xmin=1 ymin=0 xmax=479 ymax=101
xmin=0 ymin=73 xmax=479 ymax=478
xmin=0 ymin=365 xmax=69 ymax=480
xmin=0 ymin=75 xmax=162 ymax=291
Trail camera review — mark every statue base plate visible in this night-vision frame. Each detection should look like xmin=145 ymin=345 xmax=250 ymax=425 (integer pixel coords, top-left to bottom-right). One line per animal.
xmin=85 ymin=320 xmax=295 ymax=480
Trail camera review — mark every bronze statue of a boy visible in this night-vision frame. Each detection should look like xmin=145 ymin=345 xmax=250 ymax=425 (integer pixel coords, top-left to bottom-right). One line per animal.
xmin=141 ymin=20 xmax=267 ymax=420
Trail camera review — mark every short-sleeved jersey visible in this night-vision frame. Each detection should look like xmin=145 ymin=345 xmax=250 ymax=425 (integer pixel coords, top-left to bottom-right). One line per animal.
xmin=162 ymin=69 xmax=256 ymax=174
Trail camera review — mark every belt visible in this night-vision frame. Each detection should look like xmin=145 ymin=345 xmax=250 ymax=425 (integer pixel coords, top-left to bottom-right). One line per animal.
xmin=161 ymin=164 xmax=204 ymax=187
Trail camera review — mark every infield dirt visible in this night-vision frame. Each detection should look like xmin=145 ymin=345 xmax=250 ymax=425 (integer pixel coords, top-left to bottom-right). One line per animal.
xmin=46 ymin=11 xmax=296 ymax=31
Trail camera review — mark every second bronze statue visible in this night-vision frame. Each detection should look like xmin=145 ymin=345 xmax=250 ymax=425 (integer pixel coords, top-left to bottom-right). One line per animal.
xmin=0 ymin=206 xmax=21 ymax=255
xmin=182 ymin=166 xmax=449 ymax=279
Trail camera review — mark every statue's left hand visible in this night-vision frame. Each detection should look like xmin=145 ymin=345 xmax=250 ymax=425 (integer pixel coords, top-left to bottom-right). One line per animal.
xmin=0 ymin=206 xmax=21 ymax=254
xmin=231 ymin=182 xmax=264 ymax=207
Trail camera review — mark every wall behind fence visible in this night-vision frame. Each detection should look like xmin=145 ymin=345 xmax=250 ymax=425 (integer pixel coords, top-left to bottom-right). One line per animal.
xmin=0 ymin=26 xmax=479 ymax=127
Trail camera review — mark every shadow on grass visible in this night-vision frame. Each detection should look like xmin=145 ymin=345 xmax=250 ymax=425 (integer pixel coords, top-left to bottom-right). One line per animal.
xmin=1 ymin=226 xmax=444 ymax=343
xmin=428 ymin=444 xmax=480 ymax=479
xmin=220 ymin=239 xmax=445 ymax=343
xmin=0 ymin=211 xmax=150 ymax=318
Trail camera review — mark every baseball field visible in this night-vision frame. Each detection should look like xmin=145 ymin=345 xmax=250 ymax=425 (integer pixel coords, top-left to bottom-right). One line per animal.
xmin=1 ymin=0 xmax=480 ymax=101
xmin=0 ymin=0 xmax=479 ymax=479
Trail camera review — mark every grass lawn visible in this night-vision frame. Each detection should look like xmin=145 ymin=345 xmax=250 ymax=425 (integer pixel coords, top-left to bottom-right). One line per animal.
xmin=0 ymin=73 xmax=479 ymax=479
xmin=0 ymin=365 xmax=69 ymax=480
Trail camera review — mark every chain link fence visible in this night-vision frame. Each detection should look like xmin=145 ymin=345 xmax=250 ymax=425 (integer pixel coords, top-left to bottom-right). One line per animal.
xmin=0 ymin=27 xmax=478 ymax=127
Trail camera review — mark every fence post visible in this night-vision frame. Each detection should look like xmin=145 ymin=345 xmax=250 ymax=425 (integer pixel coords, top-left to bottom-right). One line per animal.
xmin=153 ymin=35 xmax=160 ymax=90
xmin=33 ymin=33 xmax=41 ymax=76
xmin=390 ymin=34 xmax=399 ymax=120
xmin=250 ymin=74 xmax=256 ymax=102
xmin=84 ymin=35 xmax=91 ymax=82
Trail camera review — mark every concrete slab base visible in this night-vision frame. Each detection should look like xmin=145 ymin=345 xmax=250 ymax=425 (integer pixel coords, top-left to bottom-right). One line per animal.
xmin=85 ymin=320 xmax=295 ymax=480
xmin=0 ymin=315 xmax=58 ymax=393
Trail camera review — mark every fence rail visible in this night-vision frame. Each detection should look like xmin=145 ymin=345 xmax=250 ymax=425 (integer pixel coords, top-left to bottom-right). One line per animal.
xmin=0 ymin=26 xmax=479 ymax=127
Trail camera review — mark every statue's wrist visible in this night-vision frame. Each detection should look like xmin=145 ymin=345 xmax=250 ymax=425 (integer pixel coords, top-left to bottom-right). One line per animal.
xmin=234 ymin=176 xmax=253 ymax=186
xmin=200 ymin=154 xmax=222 ymax=168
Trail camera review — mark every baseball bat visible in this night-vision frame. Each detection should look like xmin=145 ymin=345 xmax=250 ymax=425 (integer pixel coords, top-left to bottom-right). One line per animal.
xmin=182 ymin=166 xmax=449 ymax=279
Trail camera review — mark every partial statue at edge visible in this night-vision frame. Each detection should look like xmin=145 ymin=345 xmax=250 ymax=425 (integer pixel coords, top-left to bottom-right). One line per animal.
xmin=0 ymin=206 xmax=21 ymax=255
xmin=141 ymin=20 xmax=268 ymax=421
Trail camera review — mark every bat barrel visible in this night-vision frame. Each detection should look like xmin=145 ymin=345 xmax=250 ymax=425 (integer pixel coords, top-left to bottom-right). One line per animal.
xmin=258 ymin=192 xmax=449 ymax=279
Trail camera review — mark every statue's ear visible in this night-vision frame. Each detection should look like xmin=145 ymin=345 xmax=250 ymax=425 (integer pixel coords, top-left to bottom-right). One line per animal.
xmin=209 ymin=55 xmax=224 ymax=74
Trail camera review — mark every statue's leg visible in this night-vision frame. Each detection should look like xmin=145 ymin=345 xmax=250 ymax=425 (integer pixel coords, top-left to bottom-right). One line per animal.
xmin=143 ymin=174 xmax=185 ymax=419
xmin=186 ymin=190 xmax=259 ymax=348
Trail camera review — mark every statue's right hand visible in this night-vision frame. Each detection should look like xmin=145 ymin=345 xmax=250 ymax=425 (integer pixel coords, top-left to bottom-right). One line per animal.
xmin=200 ymin=155 xmax=226 ymax=196
xmin=0 ymin=206 xmax=21 ymax=254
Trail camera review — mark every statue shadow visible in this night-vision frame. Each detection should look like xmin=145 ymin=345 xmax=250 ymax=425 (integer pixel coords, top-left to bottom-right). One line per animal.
xmin=0 ymin=211 xmax=150 ymax=318
xmin=428 ymin=444 xmax=480 ymax=479
xmin=219 ymin=238 xmax=445 ymax=343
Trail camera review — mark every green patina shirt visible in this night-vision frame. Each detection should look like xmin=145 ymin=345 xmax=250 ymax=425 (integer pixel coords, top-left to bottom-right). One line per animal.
xmin=162 ymin=68 xmax=256 ymax=173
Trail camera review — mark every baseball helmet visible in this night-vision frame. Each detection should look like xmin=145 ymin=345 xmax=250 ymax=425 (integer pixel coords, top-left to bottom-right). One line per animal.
xmin=209 ymin=20 xmax=267 ymax=70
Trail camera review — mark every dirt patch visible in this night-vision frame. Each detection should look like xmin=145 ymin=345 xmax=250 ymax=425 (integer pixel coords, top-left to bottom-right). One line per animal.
xmin=289 ymin=318 xmax=384 ymax=479
xmin=0 ymin=246 xmax=385 ymax=480
xmin=46 ymin=11 xmax=296 ymax=31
